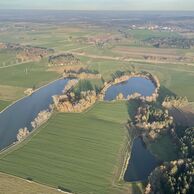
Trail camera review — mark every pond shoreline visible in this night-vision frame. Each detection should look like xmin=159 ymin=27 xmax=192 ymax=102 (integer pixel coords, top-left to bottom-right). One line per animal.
xmin=0 ymin=77 xmax=70 ymax=152
xmin=0 ymin=77 xmax=63 ymax=114
xmin=0 ymin=71 xmax=161 ymax=185
xmin=123 ymin=136 xmax=159 ymax=182
xmin=0 ymin=76 xmax=66 ymax=154
xmin=100 ymin=72 xmax=160 ymax=102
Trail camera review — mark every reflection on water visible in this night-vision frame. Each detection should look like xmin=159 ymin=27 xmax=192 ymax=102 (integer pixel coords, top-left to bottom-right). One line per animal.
xmin=124 ymin=137 xmax=159 ymax=182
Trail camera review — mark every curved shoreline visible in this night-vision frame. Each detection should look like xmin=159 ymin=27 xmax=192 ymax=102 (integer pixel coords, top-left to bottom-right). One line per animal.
xmin=0 ymin=71 xmax=161 ymax=186
xmin=0 ymin=76 xmax=63 ymax=114
xmin=0 ymin=77 xmax=70 ymax=153
xmin=100 ymin=72 xmax=160 ymax=102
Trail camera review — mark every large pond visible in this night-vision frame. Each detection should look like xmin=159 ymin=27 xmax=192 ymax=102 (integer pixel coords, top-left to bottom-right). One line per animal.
xmin=124 ymin=137 xmax=159 ymax=182
xmin=104 ymin=77 xmax=158 ymax=182
xmin=0 ymin=76 xmax=158 ymax=182
xmin=0 ymin=78 xmax=69 ymax=150
xmin=104 ymin=77 xmax=156 ymax=101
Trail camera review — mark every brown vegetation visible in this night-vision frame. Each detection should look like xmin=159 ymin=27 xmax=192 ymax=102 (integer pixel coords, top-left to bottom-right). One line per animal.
xmin=31 ymin=109 xmax=52 ymax=129
xmin=48 ymin=53 xmax=81 ymax=67
xmin=17 ymin=127 xmax=30 ymax=142
xmin=63 ymin=68 xmax=101 ymax=79
xmin=132 ymin=104 xmax=173 ymax=141
xmin=162 ymin=96 xmax=188 ymax=108
xmin=54 ymin=90 xmax=97 ymax=113
xmin=0 ymin=42 xmax=54 ymax=62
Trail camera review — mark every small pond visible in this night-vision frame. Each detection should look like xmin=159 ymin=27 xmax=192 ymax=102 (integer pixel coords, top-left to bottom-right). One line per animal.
xmin=0 ymin=78 xmax=70 ymax=150
xmin=104 ymin=77 xmax=156 ymax=101
xmin=124 ymin=137 xmax=159 ymax=182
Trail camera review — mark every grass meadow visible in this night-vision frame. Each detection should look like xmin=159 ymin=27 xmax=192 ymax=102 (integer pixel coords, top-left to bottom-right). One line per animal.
xmin=0 ymin=102 xmax=133 ymax=194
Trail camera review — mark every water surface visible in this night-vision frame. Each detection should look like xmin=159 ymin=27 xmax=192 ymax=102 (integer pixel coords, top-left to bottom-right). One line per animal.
xmin=104 ymin=77 xmax=155 ymax=101
xmin=124 ymin=137 xmax=159 ymax=182
xmin=0 ymin=78 xmax=69 ymax=150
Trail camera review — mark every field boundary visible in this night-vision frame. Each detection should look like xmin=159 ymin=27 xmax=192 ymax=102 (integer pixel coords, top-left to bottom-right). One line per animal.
xmin=0 ymin=77 xmax=63 ymax=114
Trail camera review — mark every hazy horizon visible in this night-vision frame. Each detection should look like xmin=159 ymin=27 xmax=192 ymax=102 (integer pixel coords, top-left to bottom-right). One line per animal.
xmin=0 ymin=0 xmax=194 ymax=11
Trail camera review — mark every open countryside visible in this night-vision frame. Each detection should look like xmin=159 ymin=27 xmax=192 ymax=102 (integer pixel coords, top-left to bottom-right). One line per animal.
xmin=0 ymin=4 xmax=194 ymax=194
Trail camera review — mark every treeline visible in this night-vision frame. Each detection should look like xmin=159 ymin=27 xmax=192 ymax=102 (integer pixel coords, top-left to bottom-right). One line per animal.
xmin=111 ymin=70 xmax=131 ymax=80
xmin=145 ymin=37 xmax=194 ymax=49
xmin=146 ymin=159 xmax=194 ymax=194
xmin=145 ymin=124 xmax=194 ymax=193
xmin=179 ymin=127 xmax=194 ymax=159
xmin=162 ymin=96 xmax=188 ymax=108
xmin=133 ymin=103 xmax=173 ymax=140
xmin=64 ymin=67 xmax=99 ymax=75
xmin=48 ymin=53 xmax=80 ymax=66
xmin=0 ymin=42 xmax=54 ymax=62
xmin=54 ymin=79 xmax=99 ymax=113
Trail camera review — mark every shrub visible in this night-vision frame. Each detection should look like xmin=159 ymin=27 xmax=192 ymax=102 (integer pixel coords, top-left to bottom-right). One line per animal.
xmin=26 ymin=177 xmax=33 ymax=181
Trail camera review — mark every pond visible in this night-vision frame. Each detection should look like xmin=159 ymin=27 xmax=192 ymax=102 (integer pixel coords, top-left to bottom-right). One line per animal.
xmin=124 ymin=137 xmax=159 ymax=182
xmin=104 ymin=77 xmax=156 ymax=101
xmin=0 ymin=78 xmax=70 ymax=150
xmin=0 ymin=76 xmax=159 ymax=182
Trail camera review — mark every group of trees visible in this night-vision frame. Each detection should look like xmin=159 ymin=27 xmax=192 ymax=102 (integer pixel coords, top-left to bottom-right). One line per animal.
xmin=72 ymin=80 xmax=94 ymax=100
xmin=145 ymin=37 xmax=194 ymax=49
xmin=133 ymin=104 xmax=173 ymax=140
xmin=146 ymin=159 xmax=194 ymax=194
xmin=48 ymin=53 xmax=80 ymax=66
xmin=64 ymin=67 xmax=99 ymax=75
xmin=1 ymin=42 xmax=53 ymax=62
xmin=179 ymin=127 xmax=194 ymax=159
xmin=55 ymin=80 xmax=98 ymax=113
xmin=68 ymin=79 xmax=102 ymax=102
xmin=146 ymin=122 xmax=194 ymax=193
xmin=111 ymin=70 xmax=129 ymax=80
xmin=162 ymin=96 xmax=188 ymax=108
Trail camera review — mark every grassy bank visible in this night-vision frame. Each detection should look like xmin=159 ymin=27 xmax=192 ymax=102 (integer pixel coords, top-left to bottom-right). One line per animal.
xmin=0 ymin=100 xmax=11 ymax=112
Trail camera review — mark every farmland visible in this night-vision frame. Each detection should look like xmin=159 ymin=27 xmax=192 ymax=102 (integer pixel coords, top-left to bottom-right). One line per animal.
xmin=0 ymin=10 xmax=194 ymax=194
xmin=0 ymin=172 xmax=62 ymax=194
xmin=0 ymin=102 xmax=133 ymax=194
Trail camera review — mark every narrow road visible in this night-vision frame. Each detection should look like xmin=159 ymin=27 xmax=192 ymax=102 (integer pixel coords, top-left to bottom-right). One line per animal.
xmin=0 ymin=60 xmax=32 ymax=69
xmin=71 ymin=52 xmax=194 ymax=74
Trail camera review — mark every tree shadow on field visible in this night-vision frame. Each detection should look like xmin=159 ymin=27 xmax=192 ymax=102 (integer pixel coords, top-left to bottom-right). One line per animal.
xmin=131 ymin=182 xmax=145 ymax=194
xmin=126 ymin=99 xmax=141 ymax=121
xmin=158 ymin=85 xmax=176 ymax=104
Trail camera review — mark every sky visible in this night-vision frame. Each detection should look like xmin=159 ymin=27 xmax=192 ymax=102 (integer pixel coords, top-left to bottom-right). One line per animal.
xmin=0 ymin=0 xmax=193 ymax=10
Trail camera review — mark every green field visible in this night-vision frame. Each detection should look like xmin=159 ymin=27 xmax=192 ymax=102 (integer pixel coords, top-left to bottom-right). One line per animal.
xmin=0 ymin=102 xmax=135 ymax=194
xmin=0 ymin=50 xmax=17 ymax=67
xmin=0 ymin=100 xmax=11 ymax=112
xmin=127 ymin=29 xmax=180 ymax=41
xmin=0 ymin=60 xmax=59 ymax=88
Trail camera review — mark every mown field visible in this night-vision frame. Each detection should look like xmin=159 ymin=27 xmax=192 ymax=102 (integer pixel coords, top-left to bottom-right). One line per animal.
xmin=0 ymin=172 xmax=61 ymax=194
xmin=0 ymin=102 xmax=139 ymax=194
